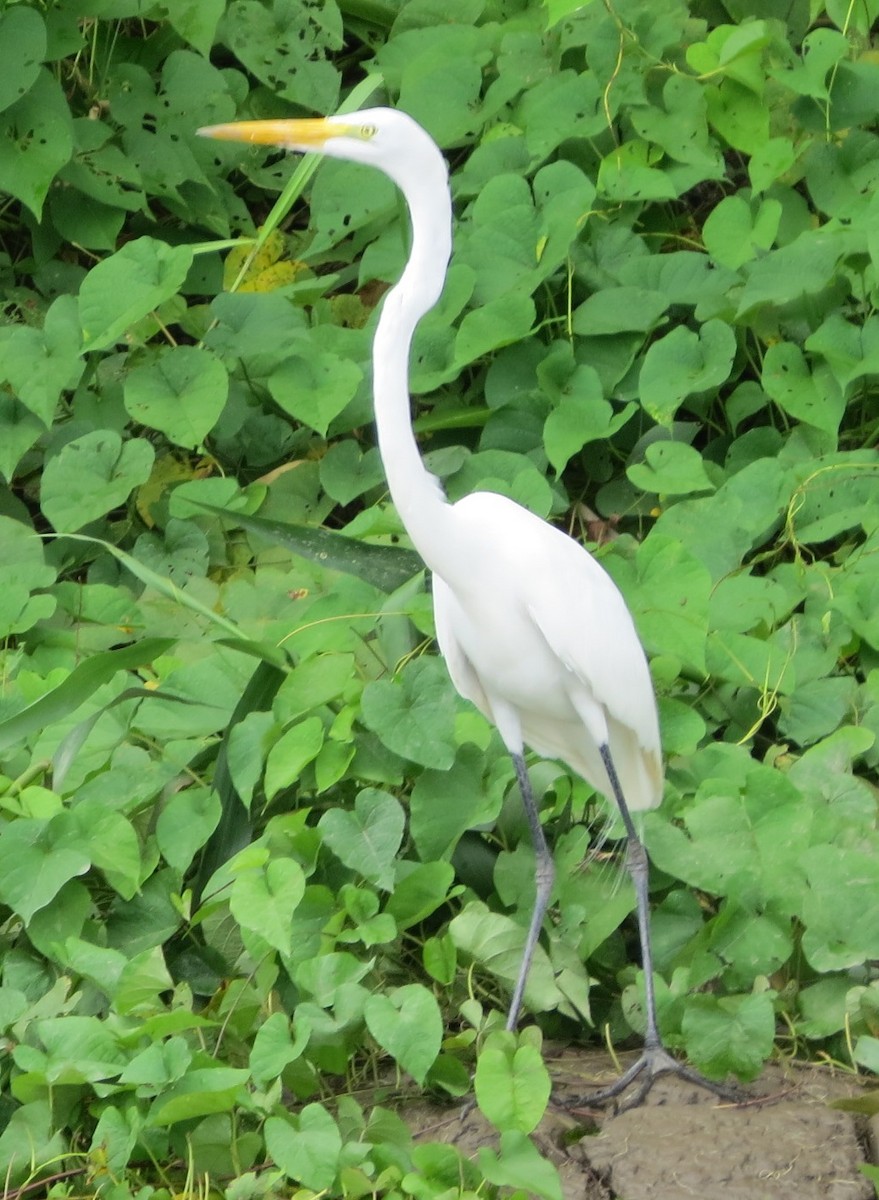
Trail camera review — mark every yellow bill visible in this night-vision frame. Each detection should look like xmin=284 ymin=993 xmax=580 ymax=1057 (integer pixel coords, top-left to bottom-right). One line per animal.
xmin=197 ymin=118 xmax=349 ymax=148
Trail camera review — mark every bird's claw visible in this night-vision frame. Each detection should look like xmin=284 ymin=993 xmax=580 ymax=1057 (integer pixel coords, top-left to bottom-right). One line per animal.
xmin=564 ymin=1044 xmax=746 ymax=1114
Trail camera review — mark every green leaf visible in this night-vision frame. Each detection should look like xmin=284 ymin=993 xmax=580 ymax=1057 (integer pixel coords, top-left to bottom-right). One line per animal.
xmin=0 ymin=813 xmax=90 ymax=923
xmin=598 ymin=140 xmax=678 ymax=202
xmin=35 ymin=1015 xmax=126 ymax=1085
xmin=116 ymin=947 xmax=175 ymax=1017
xmin=519 ymin=70 xmax=605 ymax=156
xmin=644 ymin=769 xmax=807 ymax=912
xmin=628 ymin=441 xmax=716 ymax=496
xmin=0 ymin=515 xmax=56 ymax=638
xmin=0 ymin=638 xmax=174 ymax=754
xmin=618 ymin=248 xmax=738 ymax=307
xmin=0 ymin=7 xmax=45 ymax=115
xmin=825 ymin=60 xmax=879 ymax=131
xmin=631 ymin=535 xmax=712 ymax=674
xmin=220 ymin=1 xmax=342 ymax=112
xmin=264 ymin=1106 xmax=342 ymax=1190
xmin=40 ymin=431 xmax=154 ymax=532
xmin=364 ymin=984 xmax=443 ymax=1084
xmin=639 ymin=320 xmax=736 ymax=424
xmin=0 ymin=1100 xmax=66 ymax=1183
xmin=148 ymin=1066 xmax=250 ymax=1126
xmin=0 ymin=70 xmax=73 ymax=219
xmin=410 ymin=746 xmax=502 ymax=862
xmin=120 ymin=1035 xmax=191 ymax=1088
xmin=226 ymin=711 xmax=280 ymax=808
xmin=268 ymin=348 xmax=362 ymax=438
xmin=166 ymin=0 xmax=224 ymax=56
xmin=194 ymin=660 xmax=286 ymax=903
xmin=395 ymin=30 xmax=486 ymax=145
xmin=26 ymin=881 xmax=92 ymax=963
xmin=801 ymin=846 xmax=879 ymax=971
xmin=306 ymin=157 xmax=396 ymax=255
xmin=123 ymin=346 xmax=229 ymax=448
xmin=455 ymin=294 xmax=535 ymax=367
xmin=682 ymin=992 xmax=775 ymax=1081
xmin=574 ymin=287 xmax=669 ymax=335
xmin=156 ymin=788 xmax=221 ymax=875
xmin=776 ymin=27 xmax=848 ymax=99
xmin=474 ymin=1031 xmax=552 ymax=1133
xmin=229 ymin=857 xmax=306 ymax=956
xmin=735 ymin=229 xmax=847 ymax=317
xmin=805 ymin=313 xmax=879 ymax=390
xmin=543 ymin=365 xmax=633 ymax=474
xmin=705 ymin=78 xmax=768 ymax=153
xmin=535 ymin=161 xmax=597 ymax=275
xmin=264 ymin=716 xmax=325 ymax=800
xmin=702 ymin=194 xmax=781 ymax=269
xmin=79 ymin=238 xmax=194 ymax=352
xmin=320 ymin=441 xmax=385 ymax=505
xmin=385 ymin=861 xmax=455 ymax=929
xmin=853 ymin=1036 xmax=879 ymax=1075
xmin=195 ymin=504 xmax=422 ymax=593
xmin=545 ymin=0 xmax=598 ymax=23
xmin=479 ymin=1131 xmax=563 ymax=1200
xmin=274 ymin=654 xmax=355 ymax=721
xmin=783 ymin=458 xmax=877 ymax=545
xmin=0 ymin=393 xmax=43 ymax=483
xmin=295 ymin=951 xmax=372 ymax=1006
xmin=88 ymin=1107 xmax=140 ymax=1176
xmin=0 ymin=294 xmax=83 ymax=425
xmin=449 ymin=900 xmax=561 ymax=1016
xmin=456 ymin=174 xmax=541 ymax=303
xmin=631 ymin=73 xmax=721 ymax=175
xmin=60 ymin=532 xmax=266 ymax=649
xmin=749 ymin=137 xmax=797 ymax=193
xmin=658 ymin=696 xmax=706 ymax=756
xmin=75 ymin=801 xmax=142 ymax=900
xmin=318 ymin=788 xmax=405 ymax=892
xmin=779 ymin=676 xmax=857 ymax=747
xmin=249 ymin=1012 xmax=305 ymax=1085
xmin=762 ymin=342 xmax=846 ymax=434
xmin=361 ymin=657 xmax=457 ymax=769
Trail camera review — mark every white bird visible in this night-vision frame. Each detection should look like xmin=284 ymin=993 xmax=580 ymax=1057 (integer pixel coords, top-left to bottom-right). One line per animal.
xmin=199 ymin=108 xmax=735 ymax=1106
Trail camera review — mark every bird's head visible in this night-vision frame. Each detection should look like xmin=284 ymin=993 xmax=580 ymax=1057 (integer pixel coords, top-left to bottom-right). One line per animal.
xmin=198 ymin=107 xmax=442 ymax=189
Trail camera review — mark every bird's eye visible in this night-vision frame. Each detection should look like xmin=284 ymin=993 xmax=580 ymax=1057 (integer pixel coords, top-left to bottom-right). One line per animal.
xmin=360 ymin=124 xmax=378 ymax=140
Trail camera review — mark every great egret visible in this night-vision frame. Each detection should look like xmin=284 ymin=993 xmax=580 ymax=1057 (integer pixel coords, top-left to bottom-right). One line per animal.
xmin=199 ymin=108 xmax=734 ymax=1106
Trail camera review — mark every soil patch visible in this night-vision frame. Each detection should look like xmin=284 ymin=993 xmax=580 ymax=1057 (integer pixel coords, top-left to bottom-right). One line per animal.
xmin=408 ymin=1049 xmax=877 ymax=1199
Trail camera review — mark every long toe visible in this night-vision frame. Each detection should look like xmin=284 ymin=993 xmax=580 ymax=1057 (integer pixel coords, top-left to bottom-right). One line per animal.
xmin=564 ymin=1045 xmax=746 ymax=1113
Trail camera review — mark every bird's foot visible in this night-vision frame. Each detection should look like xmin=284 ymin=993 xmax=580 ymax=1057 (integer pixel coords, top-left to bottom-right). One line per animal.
xmin=565 ymin=1043 xmax=745 ymax=1114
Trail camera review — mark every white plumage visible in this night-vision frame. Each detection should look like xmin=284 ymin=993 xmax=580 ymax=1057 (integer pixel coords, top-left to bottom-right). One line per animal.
xmin=200 ymin=106 xmax=737 ymax=1107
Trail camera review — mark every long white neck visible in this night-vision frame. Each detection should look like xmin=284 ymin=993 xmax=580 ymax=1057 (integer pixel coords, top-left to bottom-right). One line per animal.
xmin=371 ymin=140 xmax=455 ymax=577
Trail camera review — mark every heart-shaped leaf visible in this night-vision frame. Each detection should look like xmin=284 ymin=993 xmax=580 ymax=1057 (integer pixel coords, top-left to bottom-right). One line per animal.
xmin=364 ymin=984 xmax=442 ymax=1083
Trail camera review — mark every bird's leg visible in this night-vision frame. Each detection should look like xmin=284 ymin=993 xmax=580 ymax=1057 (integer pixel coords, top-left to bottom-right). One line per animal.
xmin=567 ymin=744 xmax=743 ymax=1110
xmin=505 ymin=753 xmax=556 ymax=1031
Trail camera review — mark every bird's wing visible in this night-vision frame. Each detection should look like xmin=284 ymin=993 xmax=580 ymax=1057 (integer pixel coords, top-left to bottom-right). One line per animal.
xmin=446 ymin=491 xmax=661 ymax=758
xmin=523 ymin=537 xmax=661 ymax=761
xmin=525 ymin=556 xmax=664 ymax=811
xmin=432 ymin=575 xmax=492 ymax=720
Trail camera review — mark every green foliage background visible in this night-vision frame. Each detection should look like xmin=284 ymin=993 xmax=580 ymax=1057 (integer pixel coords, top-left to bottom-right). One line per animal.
xmin=0 ymin=0 xmax=878 ymax=1193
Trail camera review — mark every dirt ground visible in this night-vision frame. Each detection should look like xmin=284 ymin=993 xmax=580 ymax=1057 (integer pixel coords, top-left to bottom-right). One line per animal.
xmin=409 ymin=1047 xmax=879 ymax=1199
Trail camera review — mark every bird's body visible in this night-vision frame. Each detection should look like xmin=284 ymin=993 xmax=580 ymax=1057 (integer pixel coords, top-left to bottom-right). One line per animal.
xmin=200 ymin=107 xmax=737 ymax=1108
xmin=432 ymin=490 xmax=662 ymax=813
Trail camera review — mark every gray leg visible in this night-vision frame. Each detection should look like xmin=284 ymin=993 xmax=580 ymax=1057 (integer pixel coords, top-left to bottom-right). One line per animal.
xmin=506 ymin=752 xmax=556 ymax=1031
xmin=600 ymin=745 xmax=662 ymax=1050
xmin=567 ymin=744 xmax=743 ymax=1110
